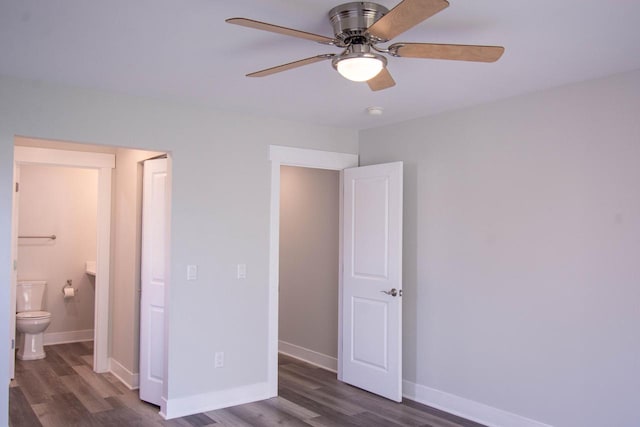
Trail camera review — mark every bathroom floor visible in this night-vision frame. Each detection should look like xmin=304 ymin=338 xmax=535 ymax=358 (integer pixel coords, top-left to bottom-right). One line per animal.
xmin=10 ymin=344 xmax=484 ymax=427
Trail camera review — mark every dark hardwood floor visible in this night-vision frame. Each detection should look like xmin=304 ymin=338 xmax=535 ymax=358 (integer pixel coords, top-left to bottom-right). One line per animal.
xmin=10 ymin=342 xmax=485 ymax=426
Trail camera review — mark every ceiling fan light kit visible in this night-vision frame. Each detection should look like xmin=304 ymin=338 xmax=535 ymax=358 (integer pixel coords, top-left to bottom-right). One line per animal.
xmin=332 ymin=44 xmax=386 ymax=82
xmin=226 ymin=0 xmax=504 ymax=91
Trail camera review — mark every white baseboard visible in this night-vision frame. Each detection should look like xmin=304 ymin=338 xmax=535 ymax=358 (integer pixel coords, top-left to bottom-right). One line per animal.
xmin=44 ymin=329 xmax=93 ymax=346
xmin=278 ymin=340 xmax=337 ymax=372
xmin=161 ymin=381 xmax=272 ymax=420
xmin=403 ymin=380 xmax=552 ymax=427
xmin=109 ymin=358 xmax=140 ymax=390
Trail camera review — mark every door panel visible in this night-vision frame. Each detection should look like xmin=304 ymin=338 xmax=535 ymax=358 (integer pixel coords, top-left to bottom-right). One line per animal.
xmin=342 ymin=161 xmax=403 ymax=401
xmin=352 ymin=297 xmax=388 ymax=370
xmin=352 ymin=176 xmax=389 ymax=278
xmin=140 ymin=158 xmax=168 ymax=406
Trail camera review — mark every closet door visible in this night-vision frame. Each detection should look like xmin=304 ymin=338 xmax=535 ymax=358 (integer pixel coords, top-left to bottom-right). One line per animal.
xmin=140 ymin=158 xmax=168 ymax=406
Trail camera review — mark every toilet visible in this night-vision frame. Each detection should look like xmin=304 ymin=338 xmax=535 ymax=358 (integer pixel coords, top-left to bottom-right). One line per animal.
xmin=16 ymin=281 xmax=52 ymax=360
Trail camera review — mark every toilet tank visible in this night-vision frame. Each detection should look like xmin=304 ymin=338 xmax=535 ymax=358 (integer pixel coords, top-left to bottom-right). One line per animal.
xmin=16 ymin=281 xmax=47 ymax=312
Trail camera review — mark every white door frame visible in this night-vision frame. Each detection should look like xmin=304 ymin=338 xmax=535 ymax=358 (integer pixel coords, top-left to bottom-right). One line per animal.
xmin=11 ymin=146 xmax=115 ymax=373
xmin=267 ymin=145 xmax=359 ymax=394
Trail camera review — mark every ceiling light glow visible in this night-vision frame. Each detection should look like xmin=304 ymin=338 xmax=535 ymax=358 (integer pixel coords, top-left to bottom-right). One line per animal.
xmin=332 ymin=44 xmax=387 ymax=83
xmin=336 ymin=57 xmax=384 ymax=82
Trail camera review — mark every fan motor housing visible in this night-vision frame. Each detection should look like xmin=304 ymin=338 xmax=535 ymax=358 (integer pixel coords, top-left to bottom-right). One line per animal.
xmin=329 ymin=2 xmax=389 ymax=45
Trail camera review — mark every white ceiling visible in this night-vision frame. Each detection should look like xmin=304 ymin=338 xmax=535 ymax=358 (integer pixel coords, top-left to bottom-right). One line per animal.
xmin=1 ymin=0 xmax=639 ymax=129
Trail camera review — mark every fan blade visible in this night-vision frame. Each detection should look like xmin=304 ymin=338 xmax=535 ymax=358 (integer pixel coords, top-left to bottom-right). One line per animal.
xmin=367 ymin=0 xmax=449 ymax=41
xmin=226 ymin=18 xmax=335 ymax=45
xmin=247 ymin=54 xmax=335 ymax=77
xmin=367 ymin=68 xmax=396 ymax=91
xmin=390 ymin=42 xmax=505 ymax=62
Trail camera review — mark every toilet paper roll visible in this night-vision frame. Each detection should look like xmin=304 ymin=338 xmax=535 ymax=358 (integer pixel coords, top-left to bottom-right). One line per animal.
xmin=63 ymin=287 xmax=75 ymax=299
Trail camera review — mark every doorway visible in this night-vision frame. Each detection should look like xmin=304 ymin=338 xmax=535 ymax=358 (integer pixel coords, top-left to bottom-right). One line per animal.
xmin=11 ymin=144 xmax=114 ymax=377
xmin=267 ymin=145 xmax=359 ymax=394
xmin=269 ymin=146 xmax=404 ymax=403
xmin=278 ymin=165 xmax=340 ymax=371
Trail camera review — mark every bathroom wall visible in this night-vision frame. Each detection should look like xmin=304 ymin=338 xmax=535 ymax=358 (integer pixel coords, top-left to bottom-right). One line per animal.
xmin=17 ymin=164 xmax=98 ymax=343
xmin=279 ymin=166 xmax=339 ymax=368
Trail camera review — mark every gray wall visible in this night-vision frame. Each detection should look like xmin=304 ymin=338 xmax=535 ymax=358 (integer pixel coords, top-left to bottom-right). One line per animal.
xmin=359 ymin=69 xmax=640 ymax=427
xmin=279 ymin=166 xmax=339 ymax=360
xmin=0 ymin=75 xmax=358 ymax=424
xmin=17 ymin=165 xmax=97 ymax=337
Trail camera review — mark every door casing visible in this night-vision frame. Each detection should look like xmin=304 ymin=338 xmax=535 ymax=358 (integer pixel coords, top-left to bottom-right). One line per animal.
xmin=11 ymin=146 xmax=114 ymax=374
xmin=268 ymin=145 xmax=359 ymax=393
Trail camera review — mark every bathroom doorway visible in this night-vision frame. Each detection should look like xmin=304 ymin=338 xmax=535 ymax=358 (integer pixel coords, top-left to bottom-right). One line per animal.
xmin=9 ymin=137 xmax=169 ymax=395
xmin=10 ymin=143 xmax=114 ymax=378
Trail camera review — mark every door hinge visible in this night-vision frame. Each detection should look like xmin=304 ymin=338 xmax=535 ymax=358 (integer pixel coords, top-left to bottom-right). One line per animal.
xmin=15 ymin=182 xmax=19 ymax=192
xmin=11 ymin=339 xmax=14 ymax=350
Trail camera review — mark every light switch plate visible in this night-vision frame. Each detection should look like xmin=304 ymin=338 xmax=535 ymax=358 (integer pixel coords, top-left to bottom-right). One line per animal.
xmin=187 ymin=264 xmax=197 ymax=281
xmin=214 ymin=352 xmax=224 ymax=368
xmin=237 ymin=264 xmax=246 ymax=279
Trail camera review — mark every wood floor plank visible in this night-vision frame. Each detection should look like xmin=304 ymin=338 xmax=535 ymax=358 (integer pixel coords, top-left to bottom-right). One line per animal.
xmin=280 ymin=363 xmax=337 ymax=386
xmin=12 ymin=369 xmax=50 ymax=405
xmin=278 ymin=387 xmax=364 ymax=423
xmin=226 ymin=399 xmax=312 ymax=427
xmin=181 ymin=413 xmax=218 ymax=426
xmin=9 ymin=387 xmax=43 ymax=427
xmin=279 ymin=370 xmax=325 ymax=391
xmin=43 ymin=346 xmax=77 ymax=376
xmin=59 ymin=373 xmax=114 ymax=413
xmin=104 ymin=395 xmax=172 ymax=426
xmin=351 ymin=411 xmax=407 ymax=427
xmin=80 ymin=354 xmax=94 ymax=366
xmin=264 ymin=396 xmax=320 ymax=420
xmin=280 ymin=383 xmax=365 ymax=416
xmin=91 ymin=405 xmax=161 ymax=427
xmin=72 ymin=365 xmax=123 ymax=398
xmin=402 ymin=398 xmax=487 ymax=427
xmin=46 ymin=344 xmax=87 ymax=368
xmin=31 ymin=392 xmax=102 ymax=427
xmin=204 ymin=408 xmax=255 ymax=426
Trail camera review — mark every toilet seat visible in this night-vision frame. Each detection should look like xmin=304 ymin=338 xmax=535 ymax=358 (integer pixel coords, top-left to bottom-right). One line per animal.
xmin=16 ymin=311 xmax=51 ymax=320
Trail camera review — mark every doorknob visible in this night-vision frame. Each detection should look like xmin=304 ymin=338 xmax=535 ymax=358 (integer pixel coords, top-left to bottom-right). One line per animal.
xmin=381 ymin=288 xmax=401 ymax=297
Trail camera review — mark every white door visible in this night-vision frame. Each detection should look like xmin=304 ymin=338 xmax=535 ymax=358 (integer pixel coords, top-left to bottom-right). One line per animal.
xmin=341 ymin=161 xmax=403 ymax=401
xmin=140 ymin=158 xmax=168 ymax=405
xmin=9 ymin=166 xmax=20 ymax=379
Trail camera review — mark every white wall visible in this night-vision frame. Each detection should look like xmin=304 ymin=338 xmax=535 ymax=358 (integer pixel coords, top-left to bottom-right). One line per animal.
xmin=17 ymin=165 xmax=97 ymax=339
xmin=0 ymin=75 xmax=358 ymax=424
xmin=279 ymin=166 xmax=339 ymax=364
xmin=359 ymin=69 xmax=640 ymax=427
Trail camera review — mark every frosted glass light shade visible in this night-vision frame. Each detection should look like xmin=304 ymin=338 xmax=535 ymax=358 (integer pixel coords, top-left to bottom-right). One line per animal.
xmin=336 ymin=57 xmax=384 ymax=82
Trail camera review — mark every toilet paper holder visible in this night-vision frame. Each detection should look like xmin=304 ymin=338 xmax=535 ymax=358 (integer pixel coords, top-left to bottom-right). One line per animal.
xmin=62 ymin=279 xmax=78 ymax=296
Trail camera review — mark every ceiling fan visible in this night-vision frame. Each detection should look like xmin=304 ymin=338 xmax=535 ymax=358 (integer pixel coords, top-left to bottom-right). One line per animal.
xmin=226 ymin=0 xmax=504 ymax=91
